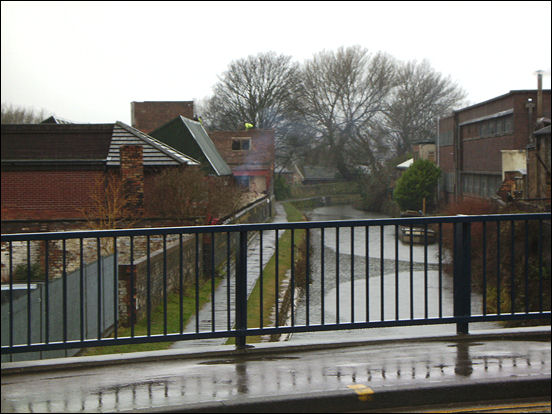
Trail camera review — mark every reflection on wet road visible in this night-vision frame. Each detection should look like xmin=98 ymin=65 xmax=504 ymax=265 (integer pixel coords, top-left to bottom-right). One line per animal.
xmin=2 ymin=337 xmax=549 ymax=413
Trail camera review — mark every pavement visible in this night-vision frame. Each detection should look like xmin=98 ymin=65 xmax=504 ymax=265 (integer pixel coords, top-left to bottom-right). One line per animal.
xmin=1 ymin=326 xmax=550 ymax=413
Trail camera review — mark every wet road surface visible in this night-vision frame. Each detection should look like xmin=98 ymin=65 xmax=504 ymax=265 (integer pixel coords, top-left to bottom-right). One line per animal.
xmin=1 ymin=327 xmax=549 ymax=413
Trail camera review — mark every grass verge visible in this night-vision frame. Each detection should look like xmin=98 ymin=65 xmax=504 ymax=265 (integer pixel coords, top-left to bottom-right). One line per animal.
xmin=80 ymin=274 xmax=223 ymax=356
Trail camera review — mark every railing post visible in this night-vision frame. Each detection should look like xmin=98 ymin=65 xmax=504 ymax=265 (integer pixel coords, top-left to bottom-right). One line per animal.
xmin=235 ymin=231 xmax=248 ymax=349
xmin=453 ymin=220 xmax=471 ymax=334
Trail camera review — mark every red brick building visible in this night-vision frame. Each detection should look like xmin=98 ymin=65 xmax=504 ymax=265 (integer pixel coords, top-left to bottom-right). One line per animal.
xmin=131 ymin=101 xmax=275 ymax=195
xmin=437 ymin=89 xmax=551 ymax=204
xmin=209 ymin=129 xmax=275 ymax=194
xmin=1 ymin=122 xmax=199 ymax=225
xmin=131 ymin=101 xmax=195 ymax=134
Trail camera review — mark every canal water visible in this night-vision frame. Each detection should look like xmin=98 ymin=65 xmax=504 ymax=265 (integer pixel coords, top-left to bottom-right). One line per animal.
xmin=286 ymin=204 xmax=499 ymax=344
xmin=172 ymin=203 xmax=499 ymax=350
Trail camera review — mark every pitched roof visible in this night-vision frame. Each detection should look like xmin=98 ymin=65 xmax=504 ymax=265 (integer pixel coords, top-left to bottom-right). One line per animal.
xmin=150 ymin=116 xmax=232 ymax=176
xmin=40 ymin=115 xmax=74 ymax=124
xmin=109 ymin=122 xmax=199 ymax=167
xmin=1 ymin=122 xmax=199 ymax=167
xmin=397 ymin=158 xmax=414 ymax=170
xmin=1 ymin=124 xmax=113 ymax=162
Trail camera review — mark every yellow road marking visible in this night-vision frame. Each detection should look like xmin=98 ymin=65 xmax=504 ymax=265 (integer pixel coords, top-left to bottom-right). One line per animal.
xmin=425 ymin=401 xmax=551 ymax=413
xmin=347 ymin=384 xmax=375 ymax=401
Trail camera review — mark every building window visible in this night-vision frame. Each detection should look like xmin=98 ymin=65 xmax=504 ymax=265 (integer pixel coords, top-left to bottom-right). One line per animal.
xmin=232 ymin=138 xmax=251 ymax=151
xmin=496 ymin=118 xmax=504 ymax=135
xmin=503 ymin=116 xmax=513 ymax=134
xmin=488 ymin=120 xmax=496 ymax=136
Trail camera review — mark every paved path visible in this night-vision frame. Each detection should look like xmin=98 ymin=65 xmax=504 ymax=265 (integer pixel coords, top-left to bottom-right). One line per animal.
xmin=1 ymin=327 xmax=549 ymax=413
xmin=170 ymin=202 xmax=289 ymax=349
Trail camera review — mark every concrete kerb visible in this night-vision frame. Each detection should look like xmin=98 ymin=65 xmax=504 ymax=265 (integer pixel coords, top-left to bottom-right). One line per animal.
xmin=119 ymin=376 xmax=552 ymax=413
xmin=1 ymin=325 xmax=549 ymax=375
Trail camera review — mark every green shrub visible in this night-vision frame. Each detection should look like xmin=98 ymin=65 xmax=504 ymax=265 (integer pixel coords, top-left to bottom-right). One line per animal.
xmin=393 ymin=159 xmax=441 ymax=211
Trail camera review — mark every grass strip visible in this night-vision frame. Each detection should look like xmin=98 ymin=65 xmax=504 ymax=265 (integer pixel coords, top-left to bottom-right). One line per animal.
xmin=80 ymin=274 xmax=223 ymax=355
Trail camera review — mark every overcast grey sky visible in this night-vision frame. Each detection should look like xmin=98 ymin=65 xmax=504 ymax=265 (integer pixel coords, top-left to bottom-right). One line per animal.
xmin=1 ymin=1 xmax=551 ymax=125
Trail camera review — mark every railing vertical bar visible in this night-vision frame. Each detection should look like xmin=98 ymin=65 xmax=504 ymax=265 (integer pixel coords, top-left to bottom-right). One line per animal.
xmin=380 ymin=225 xmax=384 ymax=322
xmin=321 ymin=227 xmax=325 ymax=325
xmin=147 ymin=235 xmax=151 ymax=336
xmin=482 ymin=222 xmax=487 ymax=316
xmin=510 ymin=220 xmax=515 ymax=315
xmin=113 ymin=237 xmax=118 ymax=339
xmin=351 ymin=226 xmax=355 ymax=323
xmin=179 ymin=234 xmax=184 ymax=334
xmin=9 ymin=242 xmax=14 ymax=349
xmin=424 ymin=224 xmax=428 ymax=319
xmin=306 ymin=228 xmax=310 ymax=326
xmin=211 ymin=233 xmax=215 ymax=332
xmin=236 ymin=230 xmax=248 ymax=349
xmin=163 ymin=235 xmax=168 ymax=336
xmin=45 ymin=240 xmax=50 ymax=343
xmin=27 ymin=241 xmax=32 ymax=345
xmin=524 ymin=220 xmax=529 ymax=314
xmin=63 ymin=239 xmax=68 ymax=343
xmin=291 ymin=228 xmax=295 ymax=327
xmin=453 ymin=222 xmax=471 ymax=334
xmin=227 ymin=232 xmax=231 ymax=330
xmin=260 ymin=230 xmax=263 ymax=329
xmin=366 ymin=226 xmax=369 ymax=322
xmin=96 ymin=237 xmax=101 ymax=340
xmin=410 ymin=224 xmax=414 ymax=320
xmin=438 ymin=223 xmax=443 ymax=318
xmin=79 ymin=239 xmax=84 ymax=341
xmin=336 ymin=227 xmax=340 ymax=324
xmin=129 ymin=236 xmax=134 ymax=338
xmin=395 ymin=225 xmax=399 ymax=321
xmin=275 ymin=229 xmax=279 ymax=327
xmin=538 ymin=219 xmax=543 ymax=313
xmin=195 ymin=234 xmax=200 ymax=333
xmin=496 ymin=222 xmax=501 ymax=315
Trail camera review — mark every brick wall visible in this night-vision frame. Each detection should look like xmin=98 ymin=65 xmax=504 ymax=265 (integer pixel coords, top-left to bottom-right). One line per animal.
xmin=209 ymin=129 xmax=274 ymax=169
xmin=131 ymin=101 xmax=195 ymax=133
xmin=1 ymin=169 xmax=104 ymax=220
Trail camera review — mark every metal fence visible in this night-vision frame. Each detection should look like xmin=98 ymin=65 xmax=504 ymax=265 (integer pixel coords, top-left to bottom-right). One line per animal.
xmin=1 ymin=213 xmax=550 ymax=357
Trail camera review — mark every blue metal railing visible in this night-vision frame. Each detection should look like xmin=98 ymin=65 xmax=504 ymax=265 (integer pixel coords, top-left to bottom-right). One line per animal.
xmin=1 ymin=213 xmax=550 ymax=358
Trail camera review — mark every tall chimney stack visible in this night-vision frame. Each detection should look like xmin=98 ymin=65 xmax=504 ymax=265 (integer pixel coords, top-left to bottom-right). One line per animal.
xmin=536 ymin=69 xmax=543 ymax=119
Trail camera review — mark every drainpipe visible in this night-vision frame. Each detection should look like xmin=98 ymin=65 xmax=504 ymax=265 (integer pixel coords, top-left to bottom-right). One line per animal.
xmin=453 ymin=111 xmax=462 ymax=202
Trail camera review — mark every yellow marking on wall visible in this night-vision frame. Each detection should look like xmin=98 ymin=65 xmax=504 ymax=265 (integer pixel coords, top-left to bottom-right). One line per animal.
xmin=347 ymin=384 xmax=375 ymax=401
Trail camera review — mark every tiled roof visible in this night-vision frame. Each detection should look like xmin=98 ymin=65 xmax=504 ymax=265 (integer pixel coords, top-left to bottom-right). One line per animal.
xmin=108 ymin=122 xmax=199 ymax=166
xmin=1 ymin=122 xmax=199 ymax=167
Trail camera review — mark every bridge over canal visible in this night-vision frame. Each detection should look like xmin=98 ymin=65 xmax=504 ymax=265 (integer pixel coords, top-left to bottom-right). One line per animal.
xmin=1 ymin=204 xmax=550 ymax=412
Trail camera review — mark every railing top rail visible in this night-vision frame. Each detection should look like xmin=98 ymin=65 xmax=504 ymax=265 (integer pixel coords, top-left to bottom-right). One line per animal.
xmin=1 ymin=212 xmax=550 ymax=242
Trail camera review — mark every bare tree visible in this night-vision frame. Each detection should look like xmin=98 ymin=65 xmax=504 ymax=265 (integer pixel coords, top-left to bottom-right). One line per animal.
xmin=1 ymin=103 xmax=50 ymax=124
xmin=297 ymin=46 xmax=396 ymax=178
xmin=203 ymin=52 xmax=301 ymax=130
xmin=384 ymin=59 xmax=466 ymax=155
